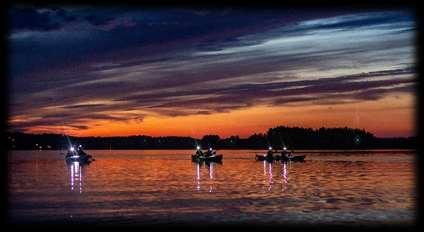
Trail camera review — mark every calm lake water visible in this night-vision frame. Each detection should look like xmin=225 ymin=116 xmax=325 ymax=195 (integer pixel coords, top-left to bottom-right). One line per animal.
xmin=8 ymin=149 xmax=416 ymax=226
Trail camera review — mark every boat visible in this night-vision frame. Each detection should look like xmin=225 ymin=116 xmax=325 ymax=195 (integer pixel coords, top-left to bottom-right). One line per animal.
xmin=66 ymin=153 xmax=93 ymax=164
xmin=255 ymin=146 xmax=305 ymax=162
xmin=65 ymin=145 xmax=94 ymax=164
xmin=255 ymin=154 xmax=274 ymax=162
xmin=192 ymin=146 xmax=223 ymax=163
xmin=280 ymin=154 xmax=306 ymax=162
xmin=192 ymin=154 xmax=223 ymax=163
xmin=277 ymin=145 xmax=305 ymax=162
xmin=255 ymin=146 xmax=277 ymax=162
xmin=256 ymin=153 xmax=306 ymax=162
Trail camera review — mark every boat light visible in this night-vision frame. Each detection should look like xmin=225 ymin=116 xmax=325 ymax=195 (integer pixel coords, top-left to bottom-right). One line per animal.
xmin=209 ymin=148 xmax=212 ymax=151
xmin=268 ymin=146 xmax=272 ymax=150
xmin=283 ymin=147 xmax=287 ymax=150
xmin=196 ymin=146 xmax=200 ymax=150
xmin=70 ymin=147 xmax=75 ymax=152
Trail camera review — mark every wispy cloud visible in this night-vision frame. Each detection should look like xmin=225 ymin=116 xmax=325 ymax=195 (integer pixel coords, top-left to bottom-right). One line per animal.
xmin=8 ymin=8 xmax=416 ymax=134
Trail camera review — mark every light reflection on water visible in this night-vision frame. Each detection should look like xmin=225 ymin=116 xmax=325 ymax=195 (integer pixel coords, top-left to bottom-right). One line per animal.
xmin=194 ymin=162 xmax=218 ymax=192
xmin=261 ymin=161 xmax=291 ymax=192
xmin=282 ymin=162 xmax=288 ymax=191
xmin=8 ymin=150 xmax=415 ymax=224
xmin=68 ymin=161 xmax=83 ymax=194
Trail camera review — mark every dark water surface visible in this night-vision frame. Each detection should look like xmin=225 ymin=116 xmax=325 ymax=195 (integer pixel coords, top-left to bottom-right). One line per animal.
xmin=8 ymin=150 xmax=415 ymax=225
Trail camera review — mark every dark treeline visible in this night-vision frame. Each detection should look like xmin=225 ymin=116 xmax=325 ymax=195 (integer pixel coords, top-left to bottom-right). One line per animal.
xmin=6 ymin=126 xmax=415 ymax=150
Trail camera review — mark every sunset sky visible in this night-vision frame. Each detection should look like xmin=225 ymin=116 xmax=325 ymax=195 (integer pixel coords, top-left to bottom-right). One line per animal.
xmin=8 ymin=7 xmax=416 ymax=138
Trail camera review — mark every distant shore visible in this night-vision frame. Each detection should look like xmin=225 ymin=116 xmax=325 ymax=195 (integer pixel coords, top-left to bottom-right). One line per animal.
xmin=8 ymin=148 xmax=416 ymax=153
xmin=7 ymin=126 xmax=415 ymax=151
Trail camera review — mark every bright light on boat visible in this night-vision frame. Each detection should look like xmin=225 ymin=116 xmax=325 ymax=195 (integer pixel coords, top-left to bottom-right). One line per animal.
xmin=268 ymin=146 xmax=272 ymax=150
xmin=70 ymin=147 xmax=75 ymax=152
xmin=283 ymin=147 xmax=287 ymax=150
xmin=209 ymin=148 xmax=212 ymax=151
xmin=196 ymin=146 xmax=200 ymax=150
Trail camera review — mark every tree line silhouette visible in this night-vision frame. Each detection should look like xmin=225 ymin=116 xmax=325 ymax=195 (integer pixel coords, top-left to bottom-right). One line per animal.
xmin=6 ymin=126 xmax=415 ymax=150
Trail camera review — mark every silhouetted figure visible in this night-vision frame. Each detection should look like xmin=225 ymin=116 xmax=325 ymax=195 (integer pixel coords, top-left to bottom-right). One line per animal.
xmin=282 ymin=147 xmax=292 ymax=159
xmin=76 ymin=145 xmax=88 ymax=157
xmin=266 ymin=146 xmax=273 ymax=159
xmin=206 ymin=148 xmax=216 ymax=157
xmin=195 ymin=146 xmax=204 ymax=157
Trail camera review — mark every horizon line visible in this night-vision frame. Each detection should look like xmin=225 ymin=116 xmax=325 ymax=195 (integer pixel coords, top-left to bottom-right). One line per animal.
xmin=7 ymin=128 xmax=415 ymax=139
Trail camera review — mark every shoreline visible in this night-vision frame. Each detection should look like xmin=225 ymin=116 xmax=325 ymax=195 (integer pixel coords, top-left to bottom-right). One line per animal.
xmin=7 ymin=148 xmax=416 ymax=152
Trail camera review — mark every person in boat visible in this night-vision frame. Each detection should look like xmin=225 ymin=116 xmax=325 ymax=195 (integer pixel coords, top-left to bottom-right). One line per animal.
xmin=77 ymin=145 xmax=90 ymax=158
xmin=266 ymin=146 xmax=273 ymax=159
xmin=77 ymin=145 xmax=83 ymax=154
xmin=195 ymin=146 xmax=204 ymax=157
xmin=66 ymin=145 xmax=76 ymax=157
xmin=282 ymin=146 xmax=293 ymax=159
xmin=205 ymin=147 xmax=216 ymax=157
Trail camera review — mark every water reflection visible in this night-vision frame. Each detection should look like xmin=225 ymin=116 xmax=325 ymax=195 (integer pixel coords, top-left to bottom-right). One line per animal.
xmin=268 ymin=162 xmax=273 ymax=191
xmin=207 ymin=162 xmax=215 ymax=192
xmin=262 ymin=161 xmax=290 ymax=192
xmin=262 ymin=161 xmax=273 ymax=191
xmin=67 ymin=161 xmax=84 ymax=193
xmin=9 ymin=150 xmax=415 ymax=224
xmin=281 ymin=162 xmax=288 ymax=191
xmin=195 ymin=162 xmax=200 ymax=191
xmin=194 ymin=162 xmax=218 ymax=192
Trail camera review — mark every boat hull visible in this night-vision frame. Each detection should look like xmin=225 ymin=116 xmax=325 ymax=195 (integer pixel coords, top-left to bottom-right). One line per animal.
xmin=192 ymin=154 xmax=223 ymax=163
xmin=255 ymin=154 xmax=274 ymax=162
xmin=65 ymin=151 xmax=94 ymax=164
xmin=280 ymin=155 xmax=306 ymax=162
xmin=255 ymin=154 xmax=306 ymax=162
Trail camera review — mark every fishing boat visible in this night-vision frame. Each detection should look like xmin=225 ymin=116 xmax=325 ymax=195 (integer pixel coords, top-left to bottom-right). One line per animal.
xmin=192 ymin=154 xmax=223 ymax=163
xmin=255 ymin=146 xmax=276 ymax=162
xmin=256 ymin=153 xmax=305 ymax=162
xmin=255 ymin=154 xmax=274 ymax=162
xmin=65 ymin=145 xmax=94 ymax=164
xmin=279 ymin=146 xmax=306 ymax=162
xmin=255 ymin=146 xmax=306 ymax=162
xmin=280 ymin=154 xmax=306 ymax=162
xmin=192 ymin=146 xmax=223 ymax=163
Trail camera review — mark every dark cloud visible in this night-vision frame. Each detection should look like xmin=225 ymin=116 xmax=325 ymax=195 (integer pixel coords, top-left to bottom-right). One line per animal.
xmin=68 ymin=125 xmax=90 ymax=130
xmin=84 ymin=14 xmax=114 ymax=26
xmin=7 ymin=7 xmax=356 ymax=77
xmin=62 ymin=103 xmax=107 ymax=109
xmin=10 ymin=7 xmax=62 ymax=31
xmin=9 ymin=7 xmax=123 ymax=33
xmin=11 ymin=109 xmax=144 ymax=132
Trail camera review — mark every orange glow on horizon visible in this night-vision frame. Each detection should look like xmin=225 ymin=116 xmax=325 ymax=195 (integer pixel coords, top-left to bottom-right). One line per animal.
xmin=22 ymin=93 xmax=415 ymax=138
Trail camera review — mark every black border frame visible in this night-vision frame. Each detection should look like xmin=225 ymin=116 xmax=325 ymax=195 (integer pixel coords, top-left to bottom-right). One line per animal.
xmin=1 ymin=0 xmax=421 ymax=231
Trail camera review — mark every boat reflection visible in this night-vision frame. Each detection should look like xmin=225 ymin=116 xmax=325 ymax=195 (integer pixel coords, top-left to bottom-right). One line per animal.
xmin=262 ymin=161 xmax=274 ymax=191
xmin=207 ymin=162 xmax=215 ymax=192
xmin=281 ymin=162 xmax=288 ymax=191
xmin=67 ymin=161 xmax=84 ymax=193
xmin=194 ymin=161 xmax=218 ymax=192
xmin=262 ymin=161 xmax=290 ymax=191
xmin=195 ymin=162 xmax=201 ymax=191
